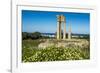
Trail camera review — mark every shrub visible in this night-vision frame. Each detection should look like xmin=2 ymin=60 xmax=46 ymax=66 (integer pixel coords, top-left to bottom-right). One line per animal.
xmin=22 ymin=46 xmax=90 ymax=62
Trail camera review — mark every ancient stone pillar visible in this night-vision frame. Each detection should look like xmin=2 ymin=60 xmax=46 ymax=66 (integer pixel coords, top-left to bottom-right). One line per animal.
xmin=57 ymin=15 xmax=61 ymax=39
xmin=57 ymin=22 xmax=62 ymax=39
xmin=63 ymin=21 xmax=66 ymax=39
xmin=57 ymin=15 xmax=66 ymax=40
xmin=68 ymin=24 xmax=71 ymax=39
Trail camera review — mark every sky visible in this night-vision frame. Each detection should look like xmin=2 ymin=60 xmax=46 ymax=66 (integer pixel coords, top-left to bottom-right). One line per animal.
xmin=22 ymin=10 xmax=90 ymax=34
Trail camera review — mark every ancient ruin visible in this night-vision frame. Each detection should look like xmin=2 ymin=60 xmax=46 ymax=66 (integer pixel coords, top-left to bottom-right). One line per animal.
xmin=57 ymin=15 xmax=71 ymax=40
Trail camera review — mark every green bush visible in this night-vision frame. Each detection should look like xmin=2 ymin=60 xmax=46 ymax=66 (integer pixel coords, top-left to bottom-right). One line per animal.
xmin=22 ymin=39 xmax=90 ymax=62
xmin=22 ymin=32 xmax=42 ymax=40
xmin=22 ymin=46 xmax=90 ymax=62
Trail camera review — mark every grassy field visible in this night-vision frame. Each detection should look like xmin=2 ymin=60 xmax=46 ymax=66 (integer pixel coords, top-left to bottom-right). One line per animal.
xmin=22 ymin=39 xmax=90 ymax=62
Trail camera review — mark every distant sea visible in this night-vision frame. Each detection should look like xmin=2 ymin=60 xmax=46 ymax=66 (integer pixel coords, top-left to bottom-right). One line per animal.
xmin=41 ymin=33 xmax=90 ymax=36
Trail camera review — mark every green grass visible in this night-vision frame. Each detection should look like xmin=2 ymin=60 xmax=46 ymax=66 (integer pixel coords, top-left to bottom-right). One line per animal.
xmin=22 ymin=39 xmax=90 ymax=62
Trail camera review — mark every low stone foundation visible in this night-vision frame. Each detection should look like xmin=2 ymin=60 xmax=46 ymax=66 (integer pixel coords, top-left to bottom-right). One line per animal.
xmin=38 ymin=39 xmax=89 ymax=49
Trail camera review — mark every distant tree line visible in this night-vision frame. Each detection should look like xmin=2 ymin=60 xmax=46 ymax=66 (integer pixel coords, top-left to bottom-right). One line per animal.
xmin=22 ymin=32 xmax=42 ymax=40
xmin=22 ymin=32 xmax=90 ymax=40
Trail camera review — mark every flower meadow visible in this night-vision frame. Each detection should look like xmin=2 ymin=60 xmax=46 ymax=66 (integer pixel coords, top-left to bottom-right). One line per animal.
xmin=22 ymin=39 xmax=90 ymax=62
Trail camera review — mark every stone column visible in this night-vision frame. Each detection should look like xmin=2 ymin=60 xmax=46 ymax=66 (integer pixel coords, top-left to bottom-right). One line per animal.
xmin=59 ymin=23 xmax=61 ymax=39
xmin=68 ymin=24 xmax=71 ymax=39
xmin=57 ymin=15 xmax=61 ymax=40
xmin=57 ymin=15 xmax=66 ymax=40
xmin=63 ymin=21 xmax=66 ymax=39
xmin=57 ymin=21 xmax=60 ymax=39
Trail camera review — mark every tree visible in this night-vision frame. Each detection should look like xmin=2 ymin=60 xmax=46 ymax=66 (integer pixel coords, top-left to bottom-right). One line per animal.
xmin=22 ymin=32 xmax=28 ymax=40
xmin=22 ymin=32 xmax=42 ymax=40
xmin=31 ymin=32 xmax=41 ymax=39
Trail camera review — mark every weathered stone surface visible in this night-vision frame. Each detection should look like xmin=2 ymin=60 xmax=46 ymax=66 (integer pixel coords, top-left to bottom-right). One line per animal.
xmin=38 ymin=39 xmax=89 ymax=49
